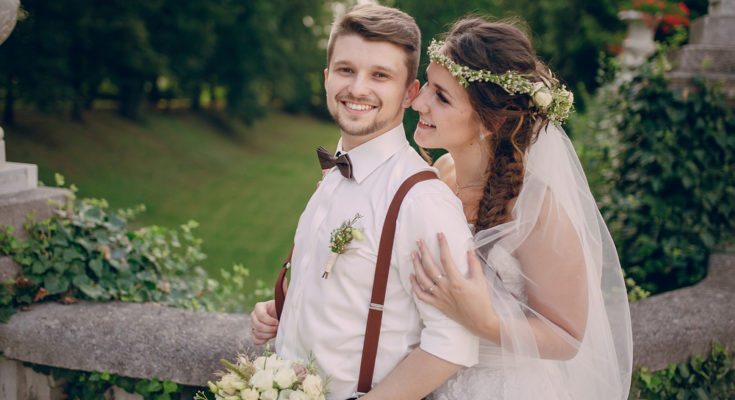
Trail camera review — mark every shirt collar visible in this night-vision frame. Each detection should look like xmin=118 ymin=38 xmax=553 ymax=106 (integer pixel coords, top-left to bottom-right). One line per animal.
xmin=336 ymin=124 xmax=409 ymax=184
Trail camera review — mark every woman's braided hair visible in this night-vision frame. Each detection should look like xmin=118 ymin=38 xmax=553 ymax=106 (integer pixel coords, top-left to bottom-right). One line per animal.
xmin=442 ymin=17 xmax=556 ymax=231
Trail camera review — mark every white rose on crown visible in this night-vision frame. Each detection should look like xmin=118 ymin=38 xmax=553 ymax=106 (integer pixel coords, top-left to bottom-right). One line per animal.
xmin=531 ymin=82 xmax=553 ymax=109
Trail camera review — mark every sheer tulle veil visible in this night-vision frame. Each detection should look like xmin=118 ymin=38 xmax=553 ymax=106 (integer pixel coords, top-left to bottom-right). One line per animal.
xmin=471 ymin=124 xmax=633 ymax=399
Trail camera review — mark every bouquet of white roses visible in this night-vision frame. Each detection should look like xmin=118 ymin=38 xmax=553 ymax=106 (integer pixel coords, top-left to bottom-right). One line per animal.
xmin=195 ymin=348 xmax=327 ymax=400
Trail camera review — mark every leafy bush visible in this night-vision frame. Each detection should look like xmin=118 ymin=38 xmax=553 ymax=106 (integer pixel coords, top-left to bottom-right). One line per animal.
xmin=629 ymin=343 xmax=735 ymax=399
xmin=578 ymin=51 xmax=735 ymax=294
xmin=27 ymin=364 xmax=184 ymax=400
xmin=0 ymin=178 xmax=267 ymax=321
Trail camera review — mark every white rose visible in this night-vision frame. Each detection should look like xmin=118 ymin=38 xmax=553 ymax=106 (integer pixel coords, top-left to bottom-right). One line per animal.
xmin=220 ymin=373 xmax=246 ymax=395
xmin=266 ymin=354 xmax=287 ymax=371
xmin=253 ymin=356 xmax=267 ymax=371
xmin=249 ymin=369 xmax=274 ymax=392
xmin=288 ymin=390 xmax=309 ymax=400
xmin=274 ymin=367 xmax=298 ymax=389
xmin=301 ymin=375 xmax=323 ymax=399
xmin=277 ymin=389 xmax=294 ymax=400
xmin=261 ymin=388 xmax=279 ymax=400
xmin=532 ymin=86 xmax=553 ymax=109
xmin=240 ymin=388 xmax=259 ymax=400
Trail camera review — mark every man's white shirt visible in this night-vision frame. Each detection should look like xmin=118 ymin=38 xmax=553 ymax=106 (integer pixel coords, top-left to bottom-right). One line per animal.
xmin=275 ymin=124 xmax=479 ymax=399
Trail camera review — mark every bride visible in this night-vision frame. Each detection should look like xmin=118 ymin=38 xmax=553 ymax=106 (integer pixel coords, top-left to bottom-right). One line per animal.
xmin=408 ymin=17 xmax=632 ymax=399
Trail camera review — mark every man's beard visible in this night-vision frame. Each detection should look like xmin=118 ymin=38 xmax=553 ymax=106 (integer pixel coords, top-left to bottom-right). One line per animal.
xmin=328 ymin=94 xmax=398 ymax=137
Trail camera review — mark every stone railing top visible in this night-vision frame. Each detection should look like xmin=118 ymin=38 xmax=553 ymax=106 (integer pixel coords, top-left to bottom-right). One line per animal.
xmin=0 ymin=253 xmax=733 ymax=387
xmin=0 ymin=302 xmax=262 ymax=387
xmin=630 ymin=252 xmax=735 ymax=370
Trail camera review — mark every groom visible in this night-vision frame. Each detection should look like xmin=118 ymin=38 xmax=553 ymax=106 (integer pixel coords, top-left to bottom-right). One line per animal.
xmin=251 ymin=4 xmax=478 ymax=399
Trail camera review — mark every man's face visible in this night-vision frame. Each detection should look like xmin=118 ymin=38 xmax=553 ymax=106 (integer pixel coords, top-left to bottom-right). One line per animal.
xmin=325 ymin=34 xmax=417 ymax=147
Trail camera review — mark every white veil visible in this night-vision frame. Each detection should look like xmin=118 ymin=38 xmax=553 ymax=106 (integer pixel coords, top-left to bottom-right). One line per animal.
xmin=471 ymin=124 xmax=633 ymax=399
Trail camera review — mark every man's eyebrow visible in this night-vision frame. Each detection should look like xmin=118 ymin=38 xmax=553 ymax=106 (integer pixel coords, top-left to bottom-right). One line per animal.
xmin=331 ymin=60 xmax=397 ymax=75
xmin=373 ymin=65 xmax=397 ymax=75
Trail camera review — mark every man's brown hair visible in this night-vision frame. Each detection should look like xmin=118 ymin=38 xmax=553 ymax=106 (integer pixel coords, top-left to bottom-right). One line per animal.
xmin=326 ymin=4 xmax=421 ymax=86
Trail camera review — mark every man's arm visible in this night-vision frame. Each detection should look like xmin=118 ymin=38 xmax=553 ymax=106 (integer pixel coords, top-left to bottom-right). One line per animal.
xmin=362 ymin=181 xmax=478 ymax=398
xmin=361 ymin=348 xmax=460 ymax=400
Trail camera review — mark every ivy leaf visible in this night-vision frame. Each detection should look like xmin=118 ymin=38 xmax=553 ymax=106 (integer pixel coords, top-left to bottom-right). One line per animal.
xmin=62 ymin=248 xmax=83 ymax=262
xmin=89 ymin=259 xmax=104 ymax=278
xmin=107 ymin=213 xmax=126 ymax=231
xmin=135 ymin=379 xmax=162 ymax=395
xmin=0 ymin=305 xmax=18 ymax=323
xmin=53 ymin=261 xmax=67 ymax=274
xmin=31 ymin=260 xmax=50 ymax=275
xmin=72 ymin=275 xmax=107 ymax=300
xmin=44 ymin=274 xmax=70 ymax=294
xmin=83 ymin=207 xmax=103 ymax=222
xmin=162 ymin=380 xmax=177 ymax=394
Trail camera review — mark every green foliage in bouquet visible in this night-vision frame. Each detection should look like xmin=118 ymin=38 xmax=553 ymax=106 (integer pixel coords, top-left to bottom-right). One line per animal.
xmin=0 ymin=175 xmax=266 ymax=321
xmin=576 ymin=47 xmax=735 ymax=294
xmin=629 ymin=342 xmax=735 ymax=399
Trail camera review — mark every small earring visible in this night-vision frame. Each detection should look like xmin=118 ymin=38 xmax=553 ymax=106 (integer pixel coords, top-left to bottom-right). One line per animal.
xmin=479 ymin=132 xmax=486 ymax=140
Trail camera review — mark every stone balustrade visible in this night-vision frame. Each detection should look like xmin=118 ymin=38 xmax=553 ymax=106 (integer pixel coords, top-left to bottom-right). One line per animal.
xmin=0 ymin=252 xmax=733 ymax=399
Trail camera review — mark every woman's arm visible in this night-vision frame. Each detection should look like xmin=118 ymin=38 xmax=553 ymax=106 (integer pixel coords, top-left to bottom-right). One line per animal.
xmin=410 ymin=193 xmax=588 ymax=360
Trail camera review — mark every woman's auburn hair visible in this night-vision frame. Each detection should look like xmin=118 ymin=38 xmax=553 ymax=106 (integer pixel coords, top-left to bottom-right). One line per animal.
xmin=442 ymin=17 xmax=556 ymax=231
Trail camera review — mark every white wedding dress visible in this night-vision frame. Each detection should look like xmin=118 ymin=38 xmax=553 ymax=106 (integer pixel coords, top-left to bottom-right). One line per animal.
xmin=429 ymin=125 xmax=632 ymax=400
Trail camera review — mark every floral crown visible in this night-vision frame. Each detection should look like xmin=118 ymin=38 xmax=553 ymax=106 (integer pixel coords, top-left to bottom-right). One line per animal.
xmin=427 ymin=39 xmax=574 ymax=124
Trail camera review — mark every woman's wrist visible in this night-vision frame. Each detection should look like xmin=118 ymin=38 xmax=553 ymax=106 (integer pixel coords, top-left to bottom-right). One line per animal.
xmin=478 ymin=312 xmax=501 ymax=343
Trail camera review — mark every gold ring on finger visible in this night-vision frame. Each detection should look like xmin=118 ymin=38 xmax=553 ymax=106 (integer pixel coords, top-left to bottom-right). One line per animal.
xmin=432 ymin=274 xmax=444 ymax=284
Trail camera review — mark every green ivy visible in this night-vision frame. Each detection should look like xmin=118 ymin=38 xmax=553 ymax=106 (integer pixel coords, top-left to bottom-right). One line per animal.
xmin=0 ymin=177 xmax=267 ymax=321
xmin=629 ymin=343 xmax=735 ymax=399
xmin=27 ymin=364 xmax=186 ymax=400
xmin=580 ymin=48 xmax=735 ymax=294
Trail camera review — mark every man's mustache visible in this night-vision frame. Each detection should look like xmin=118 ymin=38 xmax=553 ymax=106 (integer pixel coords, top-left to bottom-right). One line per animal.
xmin=336 ymin=93 xmax=381 ymax=108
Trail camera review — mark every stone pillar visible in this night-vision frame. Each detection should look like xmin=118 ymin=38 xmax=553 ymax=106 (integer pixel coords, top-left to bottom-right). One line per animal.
xmin=669 ymin=0 xmax=735 ymax=103
xmin=618 ymin=10 xmax=657 ymax=71
xmin=0 ymin=0 xmax=37 ymax=195
xmin=0 ymin=0 xmax=69 ymax=282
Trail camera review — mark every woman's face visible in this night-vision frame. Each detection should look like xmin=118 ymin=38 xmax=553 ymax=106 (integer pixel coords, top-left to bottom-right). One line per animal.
xmin=412 ymin=61 xmax=486 ymax=153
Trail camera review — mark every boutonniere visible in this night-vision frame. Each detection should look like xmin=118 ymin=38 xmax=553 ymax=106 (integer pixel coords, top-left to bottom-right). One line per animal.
xmin=322 ymin=213 xmax=364 ymax=279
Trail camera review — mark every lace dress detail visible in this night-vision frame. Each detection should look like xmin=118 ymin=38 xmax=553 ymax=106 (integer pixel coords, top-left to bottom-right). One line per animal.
xmin=429 ymin=245 xmax=526 ymax=400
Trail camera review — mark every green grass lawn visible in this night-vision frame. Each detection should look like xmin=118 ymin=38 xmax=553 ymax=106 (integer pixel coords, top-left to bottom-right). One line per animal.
xmin=5 ymin=110 xmax=340 ymax=305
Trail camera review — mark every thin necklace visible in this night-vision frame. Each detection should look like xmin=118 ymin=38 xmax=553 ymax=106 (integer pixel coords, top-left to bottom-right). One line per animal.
xmin=455 ymin=182 xmax=485 ymax=196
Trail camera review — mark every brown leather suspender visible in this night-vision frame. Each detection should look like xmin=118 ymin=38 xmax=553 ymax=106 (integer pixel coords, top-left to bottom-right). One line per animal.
xmin=274 ymin=170 xmax=438 ymax=394
xmin=274 ymin=245 xmax=293 ymax=320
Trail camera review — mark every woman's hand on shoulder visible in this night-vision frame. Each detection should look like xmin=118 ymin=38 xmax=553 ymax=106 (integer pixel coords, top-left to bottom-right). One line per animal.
xmin=409 ymin=233 xmax=500 ymax=342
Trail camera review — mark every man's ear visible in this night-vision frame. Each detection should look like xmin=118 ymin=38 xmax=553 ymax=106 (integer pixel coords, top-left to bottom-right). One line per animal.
xmin=402 ymin=79 xmax=420 ymax=108
xmin=323 ymin=68 xmax=329 ymax=91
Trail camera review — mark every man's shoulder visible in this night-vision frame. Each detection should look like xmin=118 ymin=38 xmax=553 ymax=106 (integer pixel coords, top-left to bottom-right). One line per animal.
xmin=385 ymin=147 xmax=455 ymax=197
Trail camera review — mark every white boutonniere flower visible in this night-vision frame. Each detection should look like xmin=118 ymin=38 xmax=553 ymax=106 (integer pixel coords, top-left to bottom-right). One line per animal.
xmin=322 ymin=213 xmax=364 ymax=279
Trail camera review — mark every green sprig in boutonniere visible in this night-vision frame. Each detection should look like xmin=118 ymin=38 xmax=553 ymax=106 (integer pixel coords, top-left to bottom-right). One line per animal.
xmin=322 ymin=213 xmax=364 ymax=279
